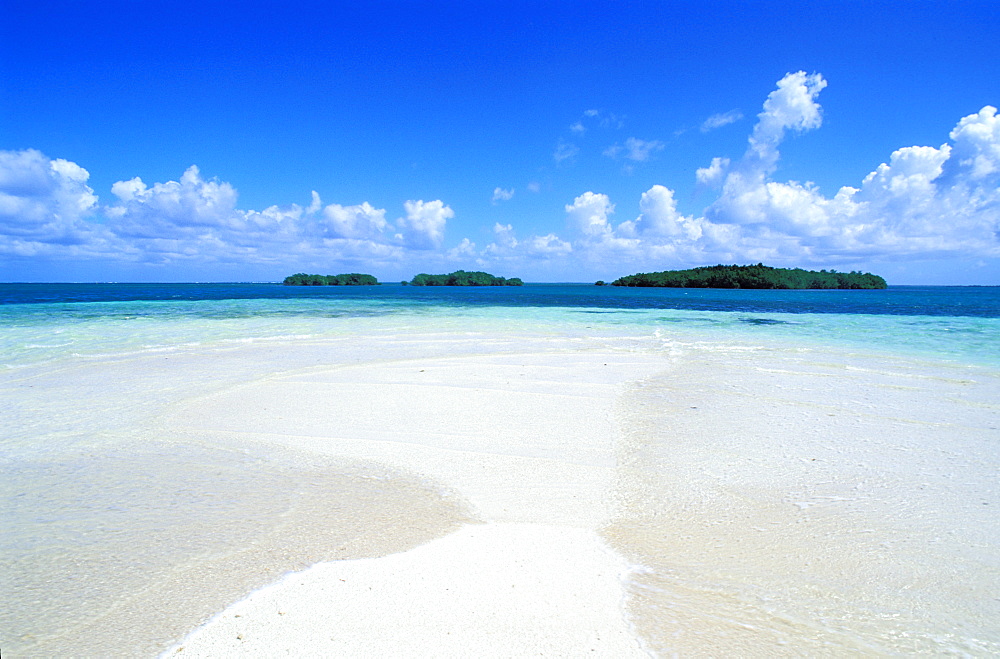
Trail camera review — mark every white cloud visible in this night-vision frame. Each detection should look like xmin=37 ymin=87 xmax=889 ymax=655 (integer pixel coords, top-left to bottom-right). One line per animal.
xmin=624 ymin=137 xmax=664 ymax=162
xmin=492 ymin=222 xmax=518 ymax=249
xmin=485 ymin=223 xmax=571 ymax=260
xmin=557 ymin=74 xmax=1000 ymax=272
xmin=321 ymin=201 xmax=388 ymax=240
xmin=0 ymin=149 xmax=98 ymax=243
xmin=306 ymin=190 xmax=322 ymax=215
xmin=602 ymin=144 xmax=621 ymax=159
xmin=628 ymin=185 xmax=701 ymax=239
xmin=701 ymin=109 xmax=743 ymax=132
xmin=4 ymin=74 xmax=998 ymax=281
xmin=604 ymin=137 xmax=664 ymax=163
xmin=940 ymin=104 xmax=1000 ymax=184
xmin=696 ymin=157 xmax=730 ymax=188
xmin=553 ymin=141 xmax=579 ymax=164
xmin=0 ymin=154 xmax=463 ymax=274
xmin=108 ymin=165 xmax=242 ymax=238
xmin=448 ymin=237 xmax=477 ymax=259
xmin=399 ymin=199 xmax=453 ymax=249
xmin=688 ymin=73 xmax=999 ymax=263
xmin=491 ymin=187 xmax=514 ymax=203
xmin=747 ymin=71 xmax=827 ymax=171
xmin=570 ymin=121 xmax=586 ymax=134
xmin=525 ymin=233 xmax=572 ymax=256
xmin=565 ymin=191 xmax=614 ymax=239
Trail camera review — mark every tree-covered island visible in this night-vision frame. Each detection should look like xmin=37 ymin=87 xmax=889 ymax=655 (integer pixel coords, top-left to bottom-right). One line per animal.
xmin=407 ymin=270 xmax=524 ymax=286
xmin=283 ymin=273 xmax=379 ymax=285
xmin=612 ymin=264 xmax=887 ymax=289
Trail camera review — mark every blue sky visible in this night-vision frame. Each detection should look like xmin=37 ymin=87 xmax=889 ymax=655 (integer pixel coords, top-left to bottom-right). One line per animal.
xmin=2 ymin=1 xmax=998 ymax=284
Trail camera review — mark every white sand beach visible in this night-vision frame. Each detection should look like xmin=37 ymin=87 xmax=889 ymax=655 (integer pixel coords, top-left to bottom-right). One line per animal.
xmin=160 ymin=349 xmax=668 ymax=657
xmin=160 ymin=338 xmax=1000 ymax=657
xmin=6 ymin=328 xmax=999 ymax=656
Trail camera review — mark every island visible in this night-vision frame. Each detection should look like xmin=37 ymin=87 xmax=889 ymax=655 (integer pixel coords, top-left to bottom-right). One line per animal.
xmin=612 ymin=264 xmax=887 ymax=289
xmin=407 ymin=270 xmax=524 ymax=286
xmin=283 ymin=273 xmax=379 ymax=286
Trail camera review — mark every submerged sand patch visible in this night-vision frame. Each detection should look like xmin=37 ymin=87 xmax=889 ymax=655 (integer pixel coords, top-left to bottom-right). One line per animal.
xmin=4 ymin=441 xmax=472 ymax=657
xmin=606 ymin=347 xmax=1000 ymax=655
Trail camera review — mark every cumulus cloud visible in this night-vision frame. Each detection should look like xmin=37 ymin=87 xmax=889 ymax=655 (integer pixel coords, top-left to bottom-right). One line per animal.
xmin=491 ymin=187 xmax=514 ymax=203
xmin=692 ymin=73 xmax=999 ymax=261
xmin=525 ymin=233 xmax=573 ymax=256
xmin=0 ymin=149 xmax=99 ymax=246
xmin=448 ymin=237 xmax=478 ymax=259
xmin=624 ymin=138 xmax=665 ymax=162
xmin=485 ymin=222 xmax=572 ymax=259
xmin=492 ymin=222 xmax=518 ymax=249
xmin=620 ymin=185 xmax=702 ymax=240
xmin=4 ymin=72 xmax=998 ymax=281
xmin=748 ymin=71 xmax=827 ymax=169
xmin=320 ymin=201 xmax=388 ymax=240
xmin=554 ymin=72 xmax=999 ymax=272
xmin=565 ymin=192 xmax=614 ymax=239
xmin=696 ymin=157 xmax=730 ymax=188
xmin=399 ymin=199 xmax=453 ymax=249
xmin=108 ymin=165 xmax=242 ymax=238
xmin=701 ymin=109 xmax=744 ymax=132
xmin=0 ymin=153 xmax=462 ymax=274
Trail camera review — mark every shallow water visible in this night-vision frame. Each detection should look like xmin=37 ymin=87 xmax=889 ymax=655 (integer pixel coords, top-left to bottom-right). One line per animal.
xmin=606 ymin=346 xmax=1000 ymax=655
xmin=2 ymin=284 xmax=998 ymax=655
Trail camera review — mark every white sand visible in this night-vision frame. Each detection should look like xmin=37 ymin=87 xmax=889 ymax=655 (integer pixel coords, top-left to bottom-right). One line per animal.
xmin=162 ymin=350 xmax=668 ymax=657
xmin=168 ymin=524 xmax=643 ymax=657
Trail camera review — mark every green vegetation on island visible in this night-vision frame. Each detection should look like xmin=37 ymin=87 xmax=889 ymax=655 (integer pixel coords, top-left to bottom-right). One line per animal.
xmin=283 ymin=273 xmax=379 ymax=286
xmin=612 ymin=264 xmax=887 ymax=289
xmin=407 ymin=270 xmax=524 ymax=286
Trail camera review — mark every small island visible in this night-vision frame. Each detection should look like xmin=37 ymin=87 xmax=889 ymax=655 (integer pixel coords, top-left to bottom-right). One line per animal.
xmin=407 ymin=270 xmax=524 ymax=286
xmin=612 ymin=264 xmax=887 ymax=289
xmin=283 ymin=273 xmax=379 ymax=286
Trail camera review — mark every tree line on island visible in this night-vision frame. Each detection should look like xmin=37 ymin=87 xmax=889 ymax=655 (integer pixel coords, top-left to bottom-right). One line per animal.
xmin=283 ymin=273 xmax=379 ymax=286
xmin=282 ymin=270 xmax=523 ymax=286
xmin=406 ymin=270 xmax=523 ymax=286
xmin=283 ymin=264 xmax=886 ymax=289
xmin=610 ymin=264 xmax=887 ymax=289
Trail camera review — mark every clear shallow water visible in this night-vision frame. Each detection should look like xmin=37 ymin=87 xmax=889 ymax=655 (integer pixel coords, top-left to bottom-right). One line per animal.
xmin=3 ymin=284 xmax=999 ymax=369
xmin=2 ymin=283 xmax=999 ymax=655
xmin=607 ymin=347 xmax=1000 ymax=655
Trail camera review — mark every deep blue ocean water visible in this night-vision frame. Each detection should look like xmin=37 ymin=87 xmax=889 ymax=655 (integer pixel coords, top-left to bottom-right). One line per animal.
xmin=3 ymin=282 xmax=999 ymax=317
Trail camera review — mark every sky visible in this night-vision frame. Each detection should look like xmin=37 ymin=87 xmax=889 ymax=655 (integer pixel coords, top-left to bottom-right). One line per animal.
xmin=1 ymin=0 xmax=998 ymax=284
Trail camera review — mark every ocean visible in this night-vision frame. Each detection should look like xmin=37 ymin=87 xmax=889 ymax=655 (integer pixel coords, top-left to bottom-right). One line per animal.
xmin=2 ymin=283 xmax=998 ymax=655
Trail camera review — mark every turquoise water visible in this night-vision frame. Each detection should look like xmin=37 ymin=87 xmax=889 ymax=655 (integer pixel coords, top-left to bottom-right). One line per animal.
xmin=2 ymin=283 xmax=999 ymax=655
xmin=3 ymin=284 xmax=999 ymax=369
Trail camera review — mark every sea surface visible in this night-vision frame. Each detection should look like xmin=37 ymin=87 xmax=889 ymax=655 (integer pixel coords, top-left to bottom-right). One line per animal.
xmin=2 ymin=283 xmax=999 ymax=655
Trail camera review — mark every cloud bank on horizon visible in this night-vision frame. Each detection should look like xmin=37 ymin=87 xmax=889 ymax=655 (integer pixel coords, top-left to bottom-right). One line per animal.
xmin=2 ymin=72 xmax=998 ymax=282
